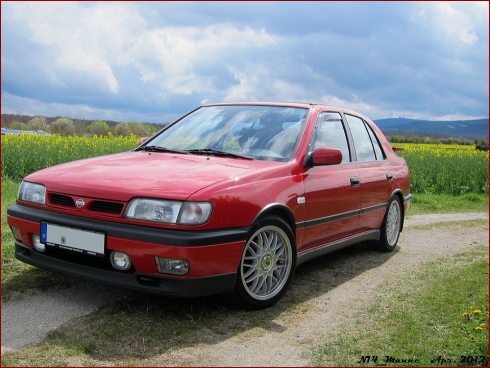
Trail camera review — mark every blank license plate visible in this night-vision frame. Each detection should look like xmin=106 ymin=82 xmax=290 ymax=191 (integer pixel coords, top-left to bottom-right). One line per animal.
xmin=40 ymin=222 xmax=105 ymax=256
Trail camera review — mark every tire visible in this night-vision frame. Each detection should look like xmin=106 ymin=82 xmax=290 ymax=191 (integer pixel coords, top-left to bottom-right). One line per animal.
xmin=232 ymin=215 xmax=296 ymax=309
xmin=369 ymin=196 xmax=403 ymax=252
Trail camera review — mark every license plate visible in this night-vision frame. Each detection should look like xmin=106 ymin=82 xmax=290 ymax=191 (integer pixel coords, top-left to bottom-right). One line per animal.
xmin=40 ymin=222 xmax=105 ymax=257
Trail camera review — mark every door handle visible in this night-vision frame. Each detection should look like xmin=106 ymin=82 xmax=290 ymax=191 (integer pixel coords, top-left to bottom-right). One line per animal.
xmin=350 ymin=176 xmax=360 ymax=186
xmin=386 ymin=173 xmax=393 ymax=181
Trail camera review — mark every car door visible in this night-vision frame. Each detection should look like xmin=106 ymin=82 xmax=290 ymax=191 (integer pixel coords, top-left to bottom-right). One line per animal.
xmin=344 ymin=114 xmax=394 ymax=231
xmin=301 ymin=112 xmax=361 ymax=251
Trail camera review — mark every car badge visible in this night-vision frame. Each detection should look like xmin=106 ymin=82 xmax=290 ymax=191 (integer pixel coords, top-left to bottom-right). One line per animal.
xmin=76 ymin=199 xmax=85 ymax=208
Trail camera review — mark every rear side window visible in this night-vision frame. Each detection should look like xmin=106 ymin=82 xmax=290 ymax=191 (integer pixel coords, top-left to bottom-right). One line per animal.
xmin=345 ymin=114 xmax=385 ymax=162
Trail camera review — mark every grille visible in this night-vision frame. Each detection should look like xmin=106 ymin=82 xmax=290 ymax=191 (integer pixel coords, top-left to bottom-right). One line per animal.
xmin=50 ymin=193 xmax=75 ymax=207
xmin=49 ymin=193 xmax=124 ymax=215
xmin=90 ymin=201 xmax=124 ymax=214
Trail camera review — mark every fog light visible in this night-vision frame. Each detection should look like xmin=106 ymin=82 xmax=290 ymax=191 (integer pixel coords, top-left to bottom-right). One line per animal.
xmin=155 ymin=257 xmax=189 ymax=275
xmin=110 ymin=251 xmax=131 ymax=271
xmin=32 ymin=234 xmax=46 ymax=252
xmin=11 ymin=226 xmax=22 ymax=241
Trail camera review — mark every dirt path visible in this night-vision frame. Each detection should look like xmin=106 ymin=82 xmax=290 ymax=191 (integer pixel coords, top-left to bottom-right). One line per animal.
xmin=154 ymin=213 xmax=489 ymax=366
xmin=2 ymin=213 xmax=488 ymax=365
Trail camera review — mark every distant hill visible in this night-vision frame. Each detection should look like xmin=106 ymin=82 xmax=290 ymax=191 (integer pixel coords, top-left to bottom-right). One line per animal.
xmin=374 ymin=117 xmax=488 ymax=139
xmin=1 ymin=113 xmax=168 ymax=131
xmin=1 ymin=113 xmax=488 ymax=139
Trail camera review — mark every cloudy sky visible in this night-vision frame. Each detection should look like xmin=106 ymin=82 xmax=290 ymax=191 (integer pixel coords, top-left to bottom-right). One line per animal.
xmin=1 ymin=2 xmax=488 ymax=124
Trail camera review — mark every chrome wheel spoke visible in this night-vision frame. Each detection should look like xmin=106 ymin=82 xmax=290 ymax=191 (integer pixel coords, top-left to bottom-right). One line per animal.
xmin=240 ymin=224 xmax=293 ymax=300
xmin=243 ymin=265 xmax=258 ymax=279
xmin=386 ymin=200 xmax=401 ymax=245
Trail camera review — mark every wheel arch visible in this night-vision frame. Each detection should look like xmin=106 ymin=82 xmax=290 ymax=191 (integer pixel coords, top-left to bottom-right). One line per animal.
xmin=390 ymin=189 xmax=405 ymax=231
xmin=251 ymin=203 xmax=297 ymax=241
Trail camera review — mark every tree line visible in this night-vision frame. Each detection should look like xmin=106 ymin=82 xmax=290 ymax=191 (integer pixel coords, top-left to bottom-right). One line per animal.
xmin=1 ymin=113 xmax=488 ymax=150
xmin=386 ymin=134 xmax=488 ymax=150
xmin=1 ymin=114 xmax=167 ymax=137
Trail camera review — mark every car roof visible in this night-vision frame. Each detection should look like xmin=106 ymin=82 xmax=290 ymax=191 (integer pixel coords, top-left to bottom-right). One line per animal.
xmin=202 ymin=101 xmax=317 ymax=109
xmin=201 ymin=101 xmax=371 ymax=121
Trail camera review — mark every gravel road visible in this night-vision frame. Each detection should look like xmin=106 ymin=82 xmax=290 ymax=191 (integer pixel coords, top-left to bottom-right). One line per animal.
xmin=2 ymin=212 xmax=488 ymax=364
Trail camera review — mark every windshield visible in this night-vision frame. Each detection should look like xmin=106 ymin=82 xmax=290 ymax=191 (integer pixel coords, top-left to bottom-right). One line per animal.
xmin=144 ymin=105 xmax=308 ymax=162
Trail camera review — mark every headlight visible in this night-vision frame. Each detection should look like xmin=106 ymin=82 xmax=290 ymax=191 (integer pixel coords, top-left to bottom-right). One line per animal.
xmin=125 ymin=199 xmax=182 ymax=222
xmin=18 ymin=181 xmax=46 ymax=205
xmin=178 ymin=202 xmax=212 ymax=225
xmin=125 ymin=198 xmax=212 ymax=225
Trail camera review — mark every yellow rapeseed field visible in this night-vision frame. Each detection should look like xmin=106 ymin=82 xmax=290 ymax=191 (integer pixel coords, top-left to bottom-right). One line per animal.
xmin=1 ymin=134 xmax=488 ymax=195
xmin=396 ymin=143 xmax=488 ymax=195
xmin=1 ymin=133 xmax=140 ymax=181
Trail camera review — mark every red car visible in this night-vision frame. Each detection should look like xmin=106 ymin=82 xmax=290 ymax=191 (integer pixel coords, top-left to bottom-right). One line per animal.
xmin=7 ymin=102 xmax=411 ymax=309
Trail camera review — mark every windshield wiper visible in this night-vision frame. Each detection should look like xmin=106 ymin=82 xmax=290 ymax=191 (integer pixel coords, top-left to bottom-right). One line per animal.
xmin=137 ymin=146 xmax=189 ymax=155
xmin=185 ymin=148 xmax=253 ymax=160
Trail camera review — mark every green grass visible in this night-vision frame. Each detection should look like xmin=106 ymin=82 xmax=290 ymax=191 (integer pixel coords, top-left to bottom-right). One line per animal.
xmin=1 ymin=291 xmax=286 ymax=365
xmin=1 ymin=179 xmax=39 ymax=294
xmin=310 ymin=246 xmax=489 ymax=366
xmin=407 ymin=193 xmax=488 ymax=216
xmin=1 ymin=179 xmax=80 ymax=300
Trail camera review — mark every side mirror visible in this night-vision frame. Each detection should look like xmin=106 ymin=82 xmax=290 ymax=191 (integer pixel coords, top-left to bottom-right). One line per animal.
xmin=305 ymin=147 xmax=343 ymax=167
xmin=139 ymin=137 xmax=148 ymax=145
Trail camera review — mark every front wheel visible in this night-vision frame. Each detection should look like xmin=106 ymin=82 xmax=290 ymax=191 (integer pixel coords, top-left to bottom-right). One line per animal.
xmin=232 ymin=215 xmax=296 ymax=309
xmin=369 ymin=196 xmax=403 ymax=252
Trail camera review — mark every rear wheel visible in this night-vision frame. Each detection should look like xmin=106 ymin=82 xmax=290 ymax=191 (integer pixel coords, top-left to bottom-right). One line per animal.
xmin=232 ymin=215 xmax=296 ymax=309
xmin=369 ymin=196 xmax=402 ymax=252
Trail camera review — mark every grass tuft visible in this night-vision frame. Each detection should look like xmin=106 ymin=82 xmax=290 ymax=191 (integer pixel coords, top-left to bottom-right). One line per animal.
xmin=310 ymin=247 xmax=489 ymax=366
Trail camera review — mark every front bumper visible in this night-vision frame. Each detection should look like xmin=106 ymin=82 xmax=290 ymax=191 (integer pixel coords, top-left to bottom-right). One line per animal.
xmin=14 ymin=243 xmax=237 ymax=297
xmin=7 ymin=204 xmax=250 ymax=298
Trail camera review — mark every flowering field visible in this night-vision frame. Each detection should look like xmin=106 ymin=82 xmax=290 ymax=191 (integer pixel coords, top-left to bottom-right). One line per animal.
xmin=1 ymin=134 xmax=488 ymax=195
xmin=396 ymin=143 xmax=488 ymax=195
xmin=1 ymin=133 xmax=140 ymax=181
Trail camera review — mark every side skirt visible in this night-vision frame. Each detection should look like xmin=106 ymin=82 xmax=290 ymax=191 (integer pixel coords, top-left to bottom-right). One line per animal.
xmin=296 ymin=230 xmax=380 ymax=267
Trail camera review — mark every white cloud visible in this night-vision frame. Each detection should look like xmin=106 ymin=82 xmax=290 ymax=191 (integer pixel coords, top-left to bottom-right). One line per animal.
xmin=434 ymin=2 xmax=478 ymax=44
xmin=8 ymin=1 xmax=278 ymax=97
xmin=223 ymin=68 xmax=301 ymax=103
xmin=1 ymin=92 xmax=176 ymax=123
xmin=414 ymin=2 xmax=481 ymax=45
xmin=2 ymin=92 xmax=97 ymax=118
xmin=131 ymin=25 xmax=277 ymax=95
xmin=6 ymin=2 xmax=150 ymax=94
xmin=1 ymin=2 xmax=488 ymax=122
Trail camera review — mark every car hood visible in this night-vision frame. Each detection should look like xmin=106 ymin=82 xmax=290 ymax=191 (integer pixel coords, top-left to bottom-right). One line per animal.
xmin=25 ymin=151 xmax=260 ymax=201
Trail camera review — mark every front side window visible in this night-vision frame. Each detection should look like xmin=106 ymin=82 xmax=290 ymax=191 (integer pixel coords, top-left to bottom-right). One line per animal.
xmin=311 ymin=112 xmax=351 ymax=163
xmin=145 ymin=105 xmax=308 ymax=162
